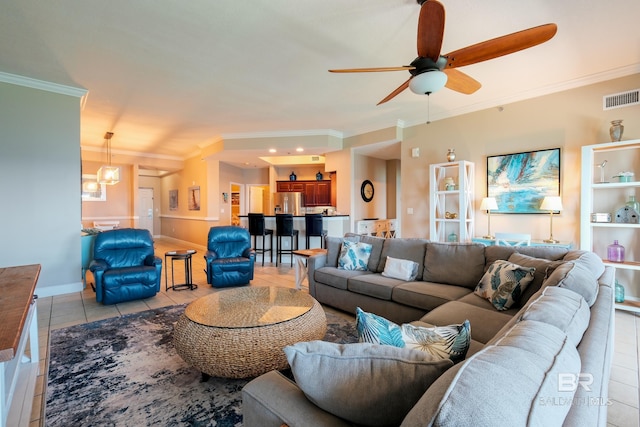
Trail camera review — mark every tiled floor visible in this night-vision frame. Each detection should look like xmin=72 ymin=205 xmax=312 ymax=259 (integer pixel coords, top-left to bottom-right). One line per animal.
xmin=30 ymin=238 xmax=640 ymax=426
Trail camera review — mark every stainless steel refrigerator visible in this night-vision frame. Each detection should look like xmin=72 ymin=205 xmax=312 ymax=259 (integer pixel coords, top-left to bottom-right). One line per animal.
xmin=273 ymin=192 xmax=304 ymax=215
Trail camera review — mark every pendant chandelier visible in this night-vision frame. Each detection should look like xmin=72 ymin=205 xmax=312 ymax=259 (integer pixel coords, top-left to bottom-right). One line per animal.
xmin=97 ymin=131 xmax=120 ymax=185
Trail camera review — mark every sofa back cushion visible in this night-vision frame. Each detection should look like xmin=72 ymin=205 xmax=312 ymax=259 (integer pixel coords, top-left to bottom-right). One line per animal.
xmin=484 ymin=245 xmax=568 ymax=272
xmin=422 ymin=243 xmax=485 ymax=288
xmin=93 ymin=228 xmax=155 ymax=268
xmin=401 ymin=320 xmax=581 ymax=427
xmin=377 ymin=238 xmax=429 ymax=279
xmin=326 ymin=235 xmax=360 ymax=267
xmin=507 ymin=253 xmax=564 ymax=306
xmin=359 ymin=235 xmax=386 ymax=271
xmin=543 ymin=261 xmax=600 ymax=306
xmin=520 ymin=286 xmax=591 ymax=346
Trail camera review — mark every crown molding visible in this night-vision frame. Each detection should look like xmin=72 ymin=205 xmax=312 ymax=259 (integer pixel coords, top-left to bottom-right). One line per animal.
xmin=0 ymin=71 xmax=87 ymax=98
xmin=81 ymin=145 xmax=184 ymax=161
xmin=220 ymin=129 xmax=343 ymax=140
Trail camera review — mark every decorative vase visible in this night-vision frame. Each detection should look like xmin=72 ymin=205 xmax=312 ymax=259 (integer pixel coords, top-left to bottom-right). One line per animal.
xmin=316 ymin=171 xmax=323 ymax=181
xmin=446 ymin=148 xmax=456 ymax=162
xmin=289 ymin=171 xmax=297 ymax=181
xmin=615 ymin=280 xmax=625 ymax=303
xmin=447 ymin=232 xmax=458 ymax=242
xmin=607 ymin=240 xmax=625 ymax=262
xmin=626 ymin=195 xmax=640 ymax=213
xmin=609 ymin=120 xmax=624 ymax=142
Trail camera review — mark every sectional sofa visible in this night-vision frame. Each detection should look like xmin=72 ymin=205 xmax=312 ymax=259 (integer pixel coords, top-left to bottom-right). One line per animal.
xmin=243 ymin=234 xmax=615 ymax=426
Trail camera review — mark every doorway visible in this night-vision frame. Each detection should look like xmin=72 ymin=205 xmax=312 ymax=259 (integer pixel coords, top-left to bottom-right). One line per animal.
xmin=231 ymin=183 xmax=241 ymax=225
xmin=138 ymin=187 xmax=154 ymax=235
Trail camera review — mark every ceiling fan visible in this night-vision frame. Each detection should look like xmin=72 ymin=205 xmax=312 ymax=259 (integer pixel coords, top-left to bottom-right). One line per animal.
xmin=329 ymin=0 xmax=557 ymax=105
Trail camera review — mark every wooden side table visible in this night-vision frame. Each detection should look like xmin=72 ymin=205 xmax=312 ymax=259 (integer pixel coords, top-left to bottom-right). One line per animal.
xmin=292 ymin=248 xmax=327 ymax=290
xmin=164 ymin=250 xmax=198 ymax=291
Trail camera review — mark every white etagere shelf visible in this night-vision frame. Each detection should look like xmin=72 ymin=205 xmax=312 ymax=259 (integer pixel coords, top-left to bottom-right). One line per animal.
xmin=429 ymin=161 xmax=474 ymax=242
xmin=580 ymin=139 xmax=640 ymax=313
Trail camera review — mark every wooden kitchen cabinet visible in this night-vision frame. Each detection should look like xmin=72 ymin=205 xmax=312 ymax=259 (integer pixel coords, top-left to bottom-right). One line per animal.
xmin=276 ymin=180 xmax=332 ymax=207
xmin=276 ymin=181 xmax=305 ymax=192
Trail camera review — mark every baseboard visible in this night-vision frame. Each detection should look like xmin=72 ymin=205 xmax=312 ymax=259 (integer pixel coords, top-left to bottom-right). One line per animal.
xmin=36 ymin=281 xmax=84 ymax=298
xmin=156 ymin=235 xmax=207 ymax=252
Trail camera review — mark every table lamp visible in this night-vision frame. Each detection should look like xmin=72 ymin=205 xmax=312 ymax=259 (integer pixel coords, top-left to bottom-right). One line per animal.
xmin=480 ymin=197 xmax=498 ymax=239
xmin=540 ymin=196 xmax=563 ymax=243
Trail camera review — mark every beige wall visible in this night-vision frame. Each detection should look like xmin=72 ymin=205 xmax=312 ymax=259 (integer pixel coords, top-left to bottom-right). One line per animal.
xmin=398 ymin=73 xmax=640 ymax=243
xmin=1 ymin=80 xmax=84 ymax=295
xmin=81 ymin=160 xmax=135 ymax=228
xmin=160 ymin=155 xmax=213 ymax=247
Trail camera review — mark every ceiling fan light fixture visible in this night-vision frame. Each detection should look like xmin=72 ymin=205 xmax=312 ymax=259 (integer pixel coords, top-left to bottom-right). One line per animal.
xmin=409 ymin=70 xmax=448 ymax=95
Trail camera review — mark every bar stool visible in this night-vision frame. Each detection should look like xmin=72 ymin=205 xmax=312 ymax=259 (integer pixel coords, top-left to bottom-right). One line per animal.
xmin=305 ymin=213 xmax=327 ymax=249
xmin=248 ymin=213 xmax=273 ymax=266
xmin=275 ymin=214 xmax=299 ymax=267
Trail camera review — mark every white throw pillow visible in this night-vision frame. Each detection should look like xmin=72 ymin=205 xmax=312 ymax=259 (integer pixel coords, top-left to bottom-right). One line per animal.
xmin=381 ymin=256 xmax=419 ymax=281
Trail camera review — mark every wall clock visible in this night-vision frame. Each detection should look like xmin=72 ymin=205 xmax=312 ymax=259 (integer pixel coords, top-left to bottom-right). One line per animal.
xmin=361 ymin=180 xmax=374 ymax=202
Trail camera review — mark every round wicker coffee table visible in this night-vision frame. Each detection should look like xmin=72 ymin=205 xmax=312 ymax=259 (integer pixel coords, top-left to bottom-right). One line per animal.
xmin=173 ymin=286 xmax=327 ymax=379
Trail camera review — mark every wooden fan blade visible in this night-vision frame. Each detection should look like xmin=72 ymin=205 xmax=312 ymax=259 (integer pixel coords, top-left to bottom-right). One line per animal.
xmin=444 ymin=23 xmax=557 ymax=69
xmin=444 ymin=69 xmax=481 ymax=94
xmin=417 ymin=0 xmax=445 ymax=61
xmin=377 ymin=78 xmax=411 ymax=105
xmin=329 ymin=66 xmax=414 ymax=73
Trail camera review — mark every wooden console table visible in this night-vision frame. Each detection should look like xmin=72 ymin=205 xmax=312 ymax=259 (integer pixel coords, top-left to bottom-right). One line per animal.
xmin=0 ymin=264 xmax=40 ymax=427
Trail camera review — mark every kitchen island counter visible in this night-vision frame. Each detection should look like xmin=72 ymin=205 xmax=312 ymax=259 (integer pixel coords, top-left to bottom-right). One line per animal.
xmin=238 ymin=215 xmax=350 ymax=254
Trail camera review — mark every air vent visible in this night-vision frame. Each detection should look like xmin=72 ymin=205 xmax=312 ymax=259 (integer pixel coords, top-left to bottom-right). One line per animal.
xmin=311 ymin=156 xmax=320 ymax=162
xmin=603 ymin=89 xmax=640 ymax=110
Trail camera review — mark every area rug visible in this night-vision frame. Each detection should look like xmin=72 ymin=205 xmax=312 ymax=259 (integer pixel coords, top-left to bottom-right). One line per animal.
xmin=45 ymin=304 xmax=357 ymax=427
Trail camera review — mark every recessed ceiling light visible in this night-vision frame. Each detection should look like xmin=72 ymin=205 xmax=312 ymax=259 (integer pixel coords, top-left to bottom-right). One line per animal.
xmin=296 ymin=147 xmax=304 ymax=152
xmin=269 ymin=148 xmax=276 ymax=153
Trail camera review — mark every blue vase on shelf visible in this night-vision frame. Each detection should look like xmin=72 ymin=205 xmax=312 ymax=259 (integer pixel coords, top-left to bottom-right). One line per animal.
xmin=289 ymin=171 xmax=297 ymax=181
xmin=316 ymin=171 xmax=323 ymax=181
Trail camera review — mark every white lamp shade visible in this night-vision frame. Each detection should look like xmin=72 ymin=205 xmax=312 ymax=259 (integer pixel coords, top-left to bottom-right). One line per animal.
xmin=480 ymin=197 xmax=498 ymax=211
xmin=409 ymin=71 xmax=448 ymax=95
xmin=540 ymin=196 xmax=563 ymax=211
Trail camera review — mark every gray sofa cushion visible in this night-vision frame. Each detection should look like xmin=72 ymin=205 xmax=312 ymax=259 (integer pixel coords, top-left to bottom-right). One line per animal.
xmin=520 ymin=285 xmax=591 ymax=346
xmin=393 ymin=281 xmax=471 ymax=311
xmin=401 ymin=320 xmax=581 ymax=427
xmin=543 ymin=261 xmax=600 ymax=306
xmin=419 ymin=300 xmax=513 ymax=344
xmin=422 ymin=243 xmax=486 ymax=288
xmin=359 ymin=235 xmax=386 ymax=272
xmin=314 ymin=266 xmax=372 ymax=291
xmin=508 ymin=252 xmax=564 ymax=306
xmin=377 ymin=238 xmax=429 ymax=278
xmin=563 ymin=250 xmax=606 ymax=281
xmin=285 ymin=341 xmax=452 ymax=427
xmin=348 ymin=274 xmax=401 ymax=300
xmin=325 ymin=235 xmax=360 ymax=267
xmin=484 ymin=245 xmax=568 ymax=272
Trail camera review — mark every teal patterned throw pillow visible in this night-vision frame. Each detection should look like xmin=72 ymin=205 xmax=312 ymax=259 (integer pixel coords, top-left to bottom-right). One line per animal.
xmin=356 ymin=307 xmax=405 ymax=347
xmin=401 ymin=321 xmax=471 ymax=364
xmin=338 ymin=241 xmax=372 ymax=271
xmin=356 ymin=308 xmax=471 ymax=363
xmin=475 ymin=260 xmax=535 ymax=310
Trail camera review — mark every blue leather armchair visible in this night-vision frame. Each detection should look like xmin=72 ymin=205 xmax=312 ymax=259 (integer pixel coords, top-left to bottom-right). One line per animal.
xmin=89 ymin=228 xmax=162 ymax=305
xmin=204 ymin=226 xmax=255 ymax=287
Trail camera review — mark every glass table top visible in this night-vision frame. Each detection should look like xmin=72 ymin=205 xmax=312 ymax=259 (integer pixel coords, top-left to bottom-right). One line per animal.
xmin=184 ymin=286 xmax=315 ymax=328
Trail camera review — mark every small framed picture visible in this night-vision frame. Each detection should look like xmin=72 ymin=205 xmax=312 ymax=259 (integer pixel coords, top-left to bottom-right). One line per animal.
xmin=188 ymin=186 xmax=200 ymax=211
